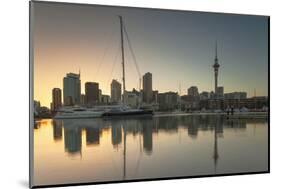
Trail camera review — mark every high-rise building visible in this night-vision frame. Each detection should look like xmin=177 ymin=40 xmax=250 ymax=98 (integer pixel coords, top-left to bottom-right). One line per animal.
xmin=99 ymin=89 xmax=102 ymax=102
xmin=34 ymin=100 xmax=41 ymax=116
xmin=80 ymin=94 xmax=85 ymax=105
xmin=85 ymin=82 xmax=99 ymax=105
xmin=217 ymin=86 xmax=224 ymax=99
xmin=101 ymin=95 xmax=110 ymax=104
xmin=188 ymin=86 xmax=199 ymax=96
xmin=158 ymin=92 xmax=178 ymax=111
xmin=143 ymin=72 xmax=153 ymax=103
xmin=51 ymin=88 xmax=62 ymax=111
xmin=123 ymin=91 xmax=138 ymax=108
xmin=63 ymin=73 xmax=81 ymax=106
xmin=200 ymin=91 xmax=209 ymax=100
xmin=111 ymin=79 xmax=121 ymax=103
xmin=213 ymin=42 xmax=220 ymax=94
xmin=152 ymin=90 xmax=158 ymax=103
xmin=224 ymin=92 xmax=247 ymax=99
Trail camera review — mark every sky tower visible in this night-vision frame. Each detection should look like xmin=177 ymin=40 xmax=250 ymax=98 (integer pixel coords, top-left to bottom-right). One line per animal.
xmin=213 ymin=41 xmax=220 ymax=94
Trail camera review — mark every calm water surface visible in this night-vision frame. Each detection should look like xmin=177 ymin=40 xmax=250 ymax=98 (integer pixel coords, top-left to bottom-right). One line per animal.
xmin=33 ymin=115 xmax=268 ymax=185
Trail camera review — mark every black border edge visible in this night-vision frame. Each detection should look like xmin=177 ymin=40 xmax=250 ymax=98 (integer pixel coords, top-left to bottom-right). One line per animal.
xmin=31 ymin=0 xmax=270 ymax=17
xmin=32 ymin=171 xmax=269 ymax=189
xmin=29 ymin=1 xmax=35 ymax=188
xmin=29 ymin=1 xmax=31 ymax=188
xmin=29 ymin=1 xmax=270 ymax=188
xmin=267 ymin=16 xmax=270 ymax=173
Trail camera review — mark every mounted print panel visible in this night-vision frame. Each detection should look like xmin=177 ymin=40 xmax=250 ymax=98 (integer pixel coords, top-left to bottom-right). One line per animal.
xmin=30 ymin=1 xmax=269 ymax=188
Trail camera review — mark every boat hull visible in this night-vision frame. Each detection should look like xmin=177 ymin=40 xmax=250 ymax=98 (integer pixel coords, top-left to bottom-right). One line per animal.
xmin=102 ymin=110 xmax=153 ymax=117
xmin=54 ymin=113 xmax=103 ymax=119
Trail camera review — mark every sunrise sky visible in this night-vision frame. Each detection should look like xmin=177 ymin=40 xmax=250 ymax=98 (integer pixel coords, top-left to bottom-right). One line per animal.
xmin=32 ymin=2 xmax=268 ymax=107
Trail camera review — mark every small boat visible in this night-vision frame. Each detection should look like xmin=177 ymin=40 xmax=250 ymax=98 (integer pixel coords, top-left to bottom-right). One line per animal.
xmin=54 ymin=107 xmax=104 ymax=119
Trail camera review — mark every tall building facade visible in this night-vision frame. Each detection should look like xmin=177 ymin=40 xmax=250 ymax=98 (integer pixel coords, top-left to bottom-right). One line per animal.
xmin=188 ymin=86 xmax=199 ymax=97
xmin=143 ymin=72 xmax=153 ymax=103
xmin=111 ymin=79 xmax=121 ymax=103
xmin=123 ymin=91 xmax=139 ymax=108
xmin=217 ymin=86 xmax=224 ymax=99
xmin=101 ymin=95 xmax=110 ymax=104
xmin=34 ymin=100 xmax=41 ymax=116
xmin=85 ymin=82 xmax=99 ymax=105
xmin=200 ymin=91 xmax=209 ymax=100
xmin=80 ymin=94 xmax=85 ymax=106
xmin=152 ymin=90 xmax=158 ymax=103
xmin=213 ymin=42 xmax=220 ymax=94
xmin=63 ymin=73 xmax=81 ymax=106
xmin=224 ymin=92 xmax=247 ymax=99
xmin=51 ymin=88 xmax=62 ymax=111
xmin=158 ymin=92 xmax=178 ymax=111
xmin=98 ymin=89 xmax=102 ymax=102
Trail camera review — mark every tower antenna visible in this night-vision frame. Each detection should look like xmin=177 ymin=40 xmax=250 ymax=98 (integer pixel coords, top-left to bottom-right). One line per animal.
xmin=213 ymin=41 xmax=220 ymax=94
xmin=215 ymin=40 xmax=218 ymax=59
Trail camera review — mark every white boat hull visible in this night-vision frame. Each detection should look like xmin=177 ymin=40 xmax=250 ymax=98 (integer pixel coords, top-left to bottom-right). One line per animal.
xmin=54 ymin=113 xmax=103 ymax=119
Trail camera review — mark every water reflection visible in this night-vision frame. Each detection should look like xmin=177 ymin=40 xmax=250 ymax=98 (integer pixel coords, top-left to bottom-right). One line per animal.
xmin=55 ymin=116 xmax=261 ymax=168
xmin=214 ymin=123 xmax=219 ymax=172
xmin=51 ymin=116 xmax=264 ymax=156
xmin=63 ymin=123 xmax=82 ymax=156
xmin=85 ymin=127 xmax=100 ymax=146
xmin=34 ymin=115 xmax=268 ymax=185
xmin=52 ymin=120 xmax=62 ymax=141
xmin=111 ymin=124 xmax=122 ymax=148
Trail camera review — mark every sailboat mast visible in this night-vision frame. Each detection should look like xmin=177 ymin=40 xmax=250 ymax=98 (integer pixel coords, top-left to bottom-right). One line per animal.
xmin=119 ymin=16 xmax=126 ymax=103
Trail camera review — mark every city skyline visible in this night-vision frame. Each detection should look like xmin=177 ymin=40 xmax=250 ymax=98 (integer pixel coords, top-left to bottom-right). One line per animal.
xmin=33 ymin=3 xmax=268 ymax=107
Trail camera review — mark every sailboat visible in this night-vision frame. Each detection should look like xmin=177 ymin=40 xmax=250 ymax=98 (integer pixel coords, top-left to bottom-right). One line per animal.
xmin=102 ymin=16 xmax=153 ymax=117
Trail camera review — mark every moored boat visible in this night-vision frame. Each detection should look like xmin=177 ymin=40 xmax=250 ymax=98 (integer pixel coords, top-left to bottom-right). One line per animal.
xmin=54 ymin=107 xmax=104 ymax=119
xmin=102 ymin=106 xmax=153 ymax=117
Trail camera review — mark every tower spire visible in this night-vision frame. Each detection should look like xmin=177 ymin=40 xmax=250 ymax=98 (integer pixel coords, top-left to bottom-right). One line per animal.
xmin=215 ymin=40 xmax=218 ymax=60
xmin=213 ymin=41 xmax=220 ymax=94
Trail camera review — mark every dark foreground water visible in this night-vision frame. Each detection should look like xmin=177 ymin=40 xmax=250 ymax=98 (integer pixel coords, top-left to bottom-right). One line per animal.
xmin=33 ymin=114 xmax=268 ymax=186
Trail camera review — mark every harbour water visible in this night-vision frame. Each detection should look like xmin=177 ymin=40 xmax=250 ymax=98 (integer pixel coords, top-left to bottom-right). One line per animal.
xmin=33 ymin=114 xmax=268 ymax=186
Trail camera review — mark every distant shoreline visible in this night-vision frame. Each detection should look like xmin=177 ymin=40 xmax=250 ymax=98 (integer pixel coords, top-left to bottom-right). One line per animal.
xmin=35 ymin=111 xmax=268 ymax=120
xmin=153 ymin=111 xmax=268 ymax=119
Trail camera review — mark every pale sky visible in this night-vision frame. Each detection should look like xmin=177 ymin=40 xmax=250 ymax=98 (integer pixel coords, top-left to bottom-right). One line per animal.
xmin=32 ymin=2 xmax=269 ymax=107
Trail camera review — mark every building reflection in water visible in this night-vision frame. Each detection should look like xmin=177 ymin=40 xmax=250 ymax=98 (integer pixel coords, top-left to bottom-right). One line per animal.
xmin=187 ymin=116 xmax=199 ymax=139
xmin=49 ymin=115 xmax=253 ymax=164
xmin=142 ymin=118 xmax=153 ymax=155
xmin=213 ymin=117 xmax=221 ymax=173
xmin=85 ymin=127 xmax=100 ymax=146
xmin=34 ymin=119 xmax=49 ymax=129
xmin=111 ymin=121 xmax=122 ymax=149
xmin=52 ymin=120 xmax=63 ymax=141
xmin=32 ymin=115 xmax=268 ymax=185
xmin=34 ymin=121 xmax=40 ymax=129
xmin=63 ymin=120 xmax=82 ymax=156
